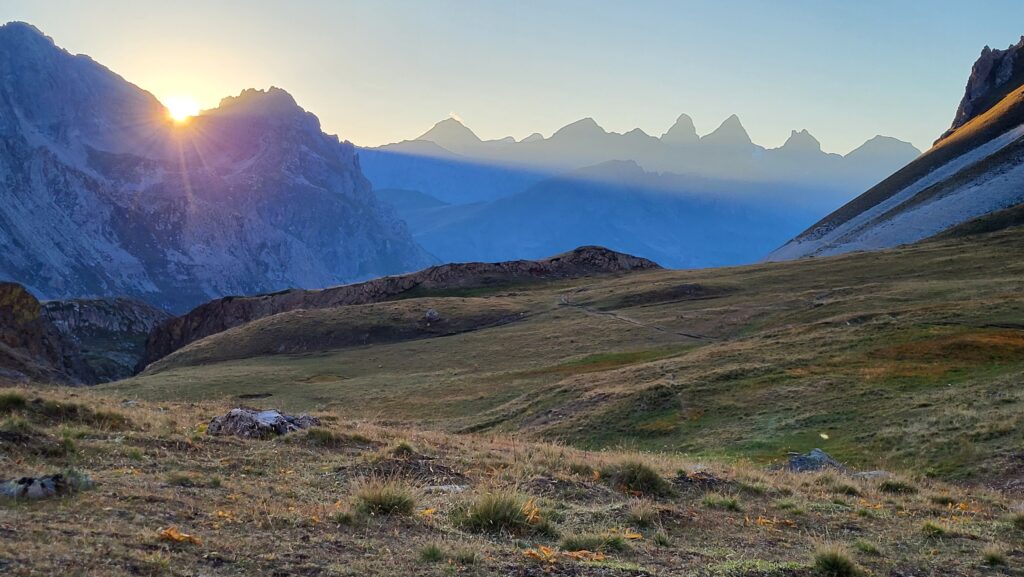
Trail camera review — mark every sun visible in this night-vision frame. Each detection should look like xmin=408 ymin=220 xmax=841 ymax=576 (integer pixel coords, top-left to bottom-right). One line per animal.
xmin=163 ymin=96 xmax=201 ymax=123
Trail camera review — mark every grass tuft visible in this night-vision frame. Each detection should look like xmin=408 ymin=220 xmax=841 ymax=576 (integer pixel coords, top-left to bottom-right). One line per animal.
xmin=921 ymin=520 xmax=947 ymax=538
xmin=418 ymin=543 xmax=445 ymax=563
xmin=457 ymin=490 xmax=551 ymax=535
xmin=602 ymin=461 xmax=673 ymax=498
xmin=702 ymin=493 xmax=741 ymax=511
xmin=626 ymin=499 xmax=660 ymax=528
xmin=878 ymin=479 xmax=917 ymax=495
xmin=982 ymin=545 xmax=1007 ymax=567
xmin=813 ymin=544 xmax=861 ymax=576
xmin=560 ymin=532 xmax=629 ymax=553
xmin=353 ymin=477 xmax=417 ymax=517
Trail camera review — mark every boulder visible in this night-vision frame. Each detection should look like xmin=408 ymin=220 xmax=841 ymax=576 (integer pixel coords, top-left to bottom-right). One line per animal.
xmin=0 ymin=471 xmax=93 ymax=499
xmin=206 ymin=408 xmax=320 ymax=438
xmin=785 ymin=448 xmax=844 ymax=473
xmin=423 ymin=308 xmax=441 ymax=323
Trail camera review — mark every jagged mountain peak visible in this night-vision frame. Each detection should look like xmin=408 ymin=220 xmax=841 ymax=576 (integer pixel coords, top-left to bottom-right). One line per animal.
xmin=701 ymin=114 xmax=752 ymax=147
xmin=779 ymin=129 xmax=822 ymax=153
xmin=215 ymin=87 xmax=300 ymax=115
xmin=942 ymin=35 xmax=1024 ymax=141
xmin=661 ymin=113 xmax=698 ymax=145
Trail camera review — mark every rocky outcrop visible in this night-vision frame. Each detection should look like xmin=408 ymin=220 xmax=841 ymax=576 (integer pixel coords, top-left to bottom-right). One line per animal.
xmin=140 ymin=247 xmax=660 ymax=368
xmin=0 ymin=282 xmax=93 ymax=384
xmin=42 ymin=298 xmax=171 ymax=382
xmin=785 ymin=449 xmax=844 ymax=473
xmin=942 ymin=36 xmax=1024 ymax=141
xmin=206 ymin=409 xmax=320 ymax=438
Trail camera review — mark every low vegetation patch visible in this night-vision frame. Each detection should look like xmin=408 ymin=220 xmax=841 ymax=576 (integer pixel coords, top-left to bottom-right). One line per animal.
xmin=560 ymin=532 xmax=629 ymax=553
xmin=456 ymin=490 xmax=553 ymax=536
xmin=353 ymin=477 xmax=417 ymax=517
xmin=702 ymin=493 xmax=741 ymax=511
xmin=813 ymin=544 xmax=861 ymax=576
xmin=601 ymin=461 xmax=673 ymax=498
xmin=878 ymin=479 xmax=917 ymax=495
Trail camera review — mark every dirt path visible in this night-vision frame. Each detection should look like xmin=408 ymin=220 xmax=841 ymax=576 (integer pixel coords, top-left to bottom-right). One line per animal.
xmin=557 ymin=294 xmax=713 ymax=341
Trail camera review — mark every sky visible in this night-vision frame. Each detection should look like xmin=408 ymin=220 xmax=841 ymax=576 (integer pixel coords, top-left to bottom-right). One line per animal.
xmin=4 ymin=1 xmax=1024 ymax=153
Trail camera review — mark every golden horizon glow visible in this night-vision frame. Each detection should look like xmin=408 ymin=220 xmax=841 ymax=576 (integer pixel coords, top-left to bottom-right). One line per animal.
xmin=163 ymin=96 xmax=201 ymax=123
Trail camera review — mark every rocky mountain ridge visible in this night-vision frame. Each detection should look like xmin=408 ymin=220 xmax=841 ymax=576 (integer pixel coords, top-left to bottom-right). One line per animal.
xmin=140 ymin=247 xmax=660 ymax=368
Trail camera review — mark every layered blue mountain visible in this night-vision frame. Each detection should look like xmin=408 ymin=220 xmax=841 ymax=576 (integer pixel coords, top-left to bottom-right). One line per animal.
xmin=363 ymin=115 xmax=920 ymax=267
xmin=0 ymin=22 xmax=432 ymax=312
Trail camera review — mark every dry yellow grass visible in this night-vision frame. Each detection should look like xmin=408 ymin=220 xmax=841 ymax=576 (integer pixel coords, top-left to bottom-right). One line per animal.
xmin=2 ymin=386 xmax=1022 ymax=576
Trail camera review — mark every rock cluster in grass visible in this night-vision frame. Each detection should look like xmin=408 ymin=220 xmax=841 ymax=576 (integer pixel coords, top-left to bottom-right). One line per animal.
xmin=0 ymin=472 xmax=92 ymax=499
xmin=206 ymin=408 xmax=320 ymax=438
xmin=784 ymin=448 xmax=844 ymax=473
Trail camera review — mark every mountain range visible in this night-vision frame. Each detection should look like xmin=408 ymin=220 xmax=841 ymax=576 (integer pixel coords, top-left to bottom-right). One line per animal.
xmin=359 ymin=117 xmax=920 ymax=268
xmin=361 ymin=114 xmax=921 ymax=205
xmin=0 ymin=22 xmax=432 ymax=312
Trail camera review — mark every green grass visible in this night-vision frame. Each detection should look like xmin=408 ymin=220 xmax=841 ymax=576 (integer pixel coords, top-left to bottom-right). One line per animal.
xmin=702 ymin=493 xmax=741 ymax=511
xmin=103 ymin=227 xmax=1024 ymax=480
xmin=560 ymin=532 xmax=629 ymax=553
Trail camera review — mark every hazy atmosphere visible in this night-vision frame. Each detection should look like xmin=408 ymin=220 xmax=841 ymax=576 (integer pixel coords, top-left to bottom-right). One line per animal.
xmin=4 ymin=3 xmax=1024 ymax=576
xmin=4 ymin=0 xmax=1024 ymax=150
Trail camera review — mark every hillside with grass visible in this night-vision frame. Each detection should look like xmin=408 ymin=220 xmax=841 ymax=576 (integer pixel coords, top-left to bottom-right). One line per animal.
xmin=110 ymin=225 xmax=1024 ymax=487
xmin=2 ymin=387 xmax=1022 ymax=576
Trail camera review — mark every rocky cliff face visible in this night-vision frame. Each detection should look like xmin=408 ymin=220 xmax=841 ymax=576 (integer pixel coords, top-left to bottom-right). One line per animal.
xmin=141 ymin=246 xmax=660 ymax=368
xmin=943 ymin=36 xmax=1024 ymax=140
xmin=42 ymin=298 xmax=171 ymax=382
xmin=0 ymin=282 xmax=93 ymax=384
xmin=0 ymin=23 xmax=433 ymax=312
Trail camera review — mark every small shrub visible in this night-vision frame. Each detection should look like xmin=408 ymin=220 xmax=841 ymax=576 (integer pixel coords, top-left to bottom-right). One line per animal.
xmin=353 ymin=477 xmax=417 ymax=516
xmin=929 ymin=494 xmax=956 ymax=506
xmin=626 ymin=499 xmax=660 ymax=528
xmin=921 ymin=520 xmax=946 ymax=538
xmin=703 ymin=493 xmax=741 ymax=511
xmin=813 ymin=544 xmax=861 ymax=577
xmin=304 ymin=428 xmax=346 ymax=448
xmin=602 ymin=461 xmax=673 ymax=497
xmin=982 ymin=545 xmax=1007 ymax=567
xmin=166 ymin=473 xmax=197 ymax=487
xmin=1011 ymin=512 xmax=1024 ymax=531
xmin=0 ymin=392 xmax=27 ymax=413
xmin=126 ymin=448 xmax=144 ymax=461
xmin=390 ymin=441 xmax=417 ymax=458
xmin=878 ymin=480 xmax=917 ymax=495
xmin=852 ymin=540 xmax=879 ymax=555
xmin=451 ymin=548 xmax=478 ymax=565
xmin=458 ymin=491 xmax=551 ymax=535
xmin=832 ymin=483 xmax=860 ymax=497
xmin=653 ymin=532 xmax=672 ymax=547
xmin=561 ymin=532 xmax=628 ymax=553
xmin=418 ymin=543 xmax=445 ymax=563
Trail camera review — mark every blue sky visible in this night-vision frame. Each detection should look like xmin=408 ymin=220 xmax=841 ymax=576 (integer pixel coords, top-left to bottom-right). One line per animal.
xmin=4 ymin=0 xmax=1024 ymax=152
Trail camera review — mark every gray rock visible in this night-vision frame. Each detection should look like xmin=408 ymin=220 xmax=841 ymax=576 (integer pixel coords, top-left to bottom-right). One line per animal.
xmin=0 ymin=471 xmax=93 ymax=499
xmin=423 ymin=308 xmax=441 ymax=323
xmin=206 ymin=408 xmax=320 ymax=438
xmin=850 ymin=470 xmax=893 ymax=480
xmin=785 ymin=448 xmax=844 ymax=473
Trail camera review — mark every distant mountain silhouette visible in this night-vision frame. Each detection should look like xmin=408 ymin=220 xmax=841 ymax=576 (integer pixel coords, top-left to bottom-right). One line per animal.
xmin=361 ymin=114 xmax=920 ymax=204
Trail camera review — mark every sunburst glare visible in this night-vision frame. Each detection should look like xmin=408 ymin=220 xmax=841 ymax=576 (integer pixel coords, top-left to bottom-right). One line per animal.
xmin=163 ymin=96 xmax=200 ymax=123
